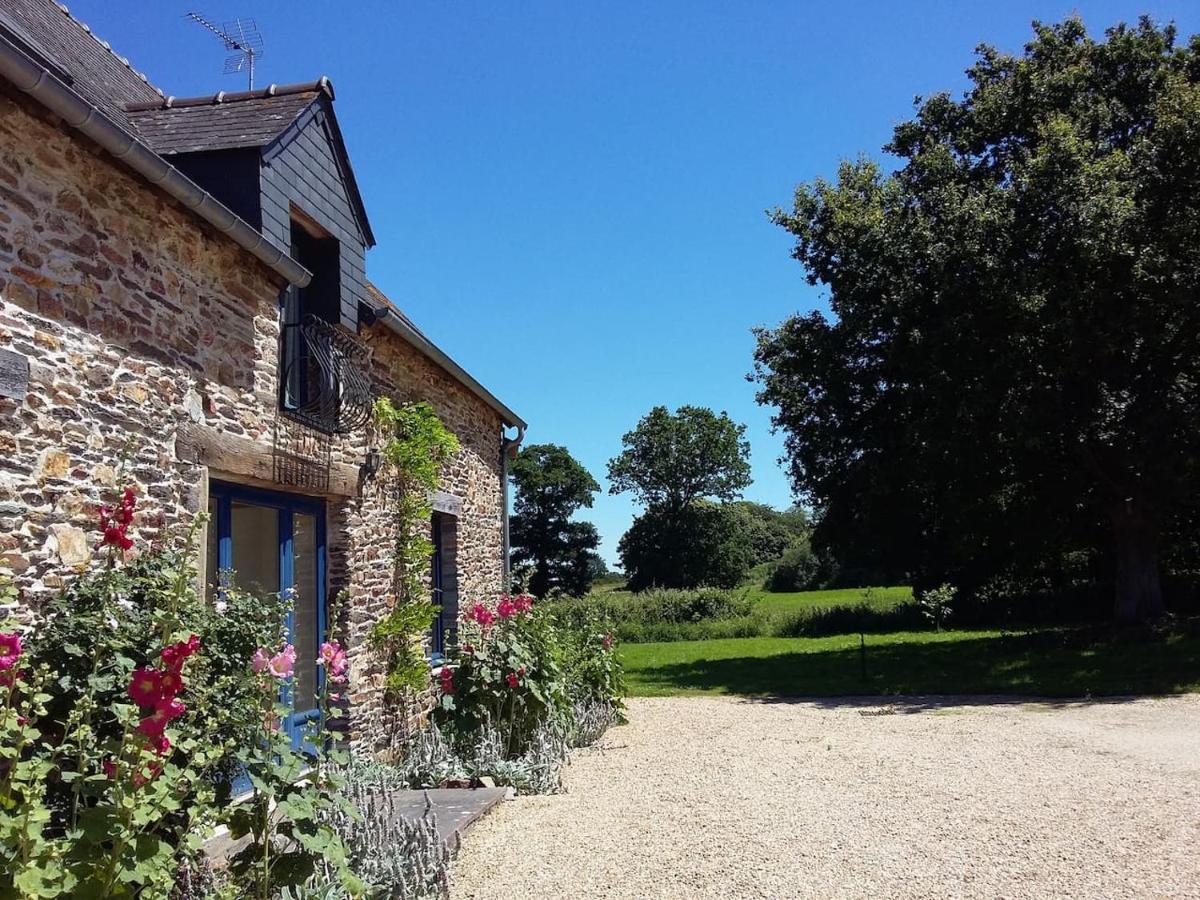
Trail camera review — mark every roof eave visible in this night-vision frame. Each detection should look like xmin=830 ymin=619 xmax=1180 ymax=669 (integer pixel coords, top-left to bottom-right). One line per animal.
xmin=376 ymin=308 xmax=526 ymax=430
xmin=0 ymin=28 xmax=311 ymax=289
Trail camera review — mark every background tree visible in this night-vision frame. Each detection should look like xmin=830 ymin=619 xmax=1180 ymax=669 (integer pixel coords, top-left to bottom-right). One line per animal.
xmin=728 ymin=502 xmax=811 ymax=567
xmin=610 ymin=406 xmax=754 ymax=590
xmin=509 ymin=444 xmax=602 ymax=598
xmin=618 ymin=503 xmax=752 ymax=591
xmin=753 ymin=17 xmax=1200 ymax=623
xmin=607 ymin=406 xmax=751 ymax=516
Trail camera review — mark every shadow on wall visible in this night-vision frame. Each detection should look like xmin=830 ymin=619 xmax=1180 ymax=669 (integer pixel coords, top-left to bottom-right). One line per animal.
xmin=627 ymin=628 xmax=1200 ymax=702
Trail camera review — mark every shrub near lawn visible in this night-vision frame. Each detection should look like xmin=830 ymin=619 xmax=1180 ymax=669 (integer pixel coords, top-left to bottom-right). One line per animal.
xmin=545 ymin=588 xmax=754 ymax=644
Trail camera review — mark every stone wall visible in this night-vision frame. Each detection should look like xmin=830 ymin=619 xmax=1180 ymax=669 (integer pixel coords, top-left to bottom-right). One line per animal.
xmin=0 ymin=86 xmax=509 ymax=754
xmin=0 ymin=86 xmax=285 ymax=595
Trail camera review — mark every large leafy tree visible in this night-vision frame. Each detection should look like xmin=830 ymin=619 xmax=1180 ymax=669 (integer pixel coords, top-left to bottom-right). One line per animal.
xmin=509 ymin=444 xmax=602 ymax=598
xmin=754 ymin=18 xmax=1200 ymax=623
xmin=607 ymin=406 xmax=752 ymax=516
xmin=610 ymin=406 xmax=754 ymax=590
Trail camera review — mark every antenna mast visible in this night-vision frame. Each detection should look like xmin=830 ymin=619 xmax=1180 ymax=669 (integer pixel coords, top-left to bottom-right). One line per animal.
xmin=186 ymin=12 xmax=264 ymax=91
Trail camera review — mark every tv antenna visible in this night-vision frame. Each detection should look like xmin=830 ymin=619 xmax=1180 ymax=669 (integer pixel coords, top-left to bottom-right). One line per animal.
xmin=186 ymin=12 xmax=264 ymax=90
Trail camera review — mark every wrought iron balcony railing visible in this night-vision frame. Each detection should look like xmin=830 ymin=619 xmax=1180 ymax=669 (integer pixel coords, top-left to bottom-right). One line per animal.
xmin=280 ymin=314 xmax=372 ymax=434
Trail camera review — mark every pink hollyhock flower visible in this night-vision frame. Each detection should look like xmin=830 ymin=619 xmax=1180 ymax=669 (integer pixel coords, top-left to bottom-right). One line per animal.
xmin=148 ymin=734 xmax=170 ymax=756
xmin=128 ymin=668 xmax=162 ymax=707
xmin=506 ymin=672 xmax=519 ymax=689
xmin=601 ymin=634 xmax=614 ymax=651
xmin=514 ymin=594 xmax=534 ymax=614
xmin=251 ymin=648 xmax=270 ymax=673
xmin=0 ymin=633 xmax=22 ymax=671
xmin=319 ymin=642 xmax=339 ymax=666
xmin=330 ymin=649 xmax=348 ymax=675
xmin=268 ymin=645 xmax=296 ymax=679
xmin=497 ymin=596 xmax=516 ymax=619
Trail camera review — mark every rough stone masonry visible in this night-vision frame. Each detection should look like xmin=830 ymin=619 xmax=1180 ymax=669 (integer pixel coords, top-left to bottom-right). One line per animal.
xmin=0 ymin=85 xmax=507 ymax=753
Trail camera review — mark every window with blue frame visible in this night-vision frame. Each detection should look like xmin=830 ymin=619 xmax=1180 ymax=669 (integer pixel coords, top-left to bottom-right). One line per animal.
xmin=205 ymin=481 xmax=326 ymax=750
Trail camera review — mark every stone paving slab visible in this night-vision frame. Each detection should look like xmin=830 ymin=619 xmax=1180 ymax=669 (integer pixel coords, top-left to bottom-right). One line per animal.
xmin=395 ymin=787 xmax=511 ymax=846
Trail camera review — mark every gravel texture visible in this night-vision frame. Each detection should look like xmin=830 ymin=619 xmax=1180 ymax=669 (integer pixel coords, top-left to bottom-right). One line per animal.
xmin=451 ymin=695 xmax=1200 ymax=899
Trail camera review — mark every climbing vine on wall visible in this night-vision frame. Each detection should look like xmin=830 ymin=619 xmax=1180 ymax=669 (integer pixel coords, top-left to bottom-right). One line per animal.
xmin=368 ymin=397 xmax=461 ymax=697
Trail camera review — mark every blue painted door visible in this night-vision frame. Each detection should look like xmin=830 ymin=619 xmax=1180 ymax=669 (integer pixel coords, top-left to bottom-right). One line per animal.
xmin=208 ymin=482 xmax=326 ymax=751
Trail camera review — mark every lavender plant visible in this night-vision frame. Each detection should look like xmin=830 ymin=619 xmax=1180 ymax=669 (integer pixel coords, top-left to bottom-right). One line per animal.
xmin=317 ymin=760 xmax=453 ymax=899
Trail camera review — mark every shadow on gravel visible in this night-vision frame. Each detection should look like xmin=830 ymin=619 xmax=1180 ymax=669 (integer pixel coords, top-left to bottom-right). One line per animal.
xmin=630 ymin=628 xmax=1200 ymax=702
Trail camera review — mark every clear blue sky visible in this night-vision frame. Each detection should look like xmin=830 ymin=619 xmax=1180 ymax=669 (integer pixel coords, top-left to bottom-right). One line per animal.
xmin=74 ymin=1 xmax=1199 ymax=567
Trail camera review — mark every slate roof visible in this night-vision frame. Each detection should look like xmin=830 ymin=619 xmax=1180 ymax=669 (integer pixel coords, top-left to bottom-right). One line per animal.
xmin=125 ymin=83 xmax=327 ymax=155
xmin=0 ymin=0 xmax=161 ymax=120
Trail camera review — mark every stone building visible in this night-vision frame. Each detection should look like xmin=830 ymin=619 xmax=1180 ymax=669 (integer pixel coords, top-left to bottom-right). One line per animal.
xmin=0 ymin=0 xmax=524 ymax=751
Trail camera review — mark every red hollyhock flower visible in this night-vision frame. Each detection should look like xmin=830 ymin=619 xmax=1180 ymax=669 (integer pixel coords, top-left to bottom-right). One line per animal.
xmin=158 ymin=670 xmax=183 ymax=697
xmin=156 ymin=697 xmax=186 ymax=721
xmin=0 ymin=632 xmax=22 ymax=670
xmin=137 ymin=708 xmax=170 ymax=738
xmin=506 ymin=672 xmax=519 ymax=689
xmin=148 ymin=734 xmax=170 ymax=756
xmin=160 ymin=635 xmax=199 ymax=671
xmin=128 ymin=668 xmax=162 ymax=707
xmin=96 ymin=487 xmax=137 ymax=550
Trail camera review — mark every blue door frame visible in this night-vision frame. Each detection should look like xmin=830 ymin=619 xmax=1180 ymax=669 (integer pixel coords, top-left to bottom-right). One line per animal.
xmin=431 ymin=512 xmax=445 ymax=657
xmin=210 ymin=481 xmax=326 ymax=751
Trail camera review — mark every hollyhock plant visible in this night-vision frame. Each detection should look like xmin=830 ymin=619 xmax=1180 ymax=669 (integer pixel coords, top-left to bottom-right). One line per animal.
xmin=0 ymin=631 xmax=22 ymax=670
xmin=96 ymin=486 xmax=137 ymax=551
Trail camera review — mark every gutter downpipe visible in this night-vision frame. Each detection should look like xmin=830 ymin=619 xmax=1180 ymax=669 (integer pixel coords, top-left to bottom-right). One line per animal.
xmin=0 ymin=33 xmax=311 ymax=288
xmin=500 ymin=424 xmax=526 ymax=590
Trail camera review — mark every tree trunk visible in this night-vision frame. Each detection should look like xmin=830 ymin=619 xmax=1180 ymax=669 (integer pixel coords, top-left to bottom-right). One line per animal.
xmin=1109 ymin=499 xmax=1165 ymax=624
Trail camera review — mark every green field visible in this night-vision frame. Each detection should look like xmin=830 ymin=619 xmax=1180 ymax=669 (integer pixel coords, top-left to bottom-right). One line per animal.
xmin=620 ymin=628 xmax=1200 ymax=698
xmin=744 ymin=585 xmax=913 ymax=617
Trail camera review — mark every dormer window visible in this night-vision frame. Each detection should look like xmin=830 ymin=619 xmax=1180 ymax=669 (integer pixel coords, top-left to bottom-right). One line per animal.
xmin=279 ymin=214 xmax=372 ymax=434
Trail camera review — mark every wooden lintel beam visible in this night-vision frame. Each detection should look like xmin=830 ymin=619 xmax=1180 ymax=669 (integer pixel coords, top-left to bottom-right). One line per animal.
xmin=175 ymin=422 xmax=360 ymax=497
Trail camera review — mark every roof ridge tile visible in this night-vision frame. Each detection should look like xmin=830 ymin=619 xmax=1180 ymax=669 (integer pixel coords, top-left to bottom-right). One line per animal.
xmin=55 ymin=1 xmax=163 ymax=96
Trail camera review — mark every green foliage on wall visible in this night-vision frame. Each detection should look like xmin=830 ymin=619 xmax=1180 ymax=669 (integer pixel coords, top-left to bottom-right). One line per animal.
xmin=367 ymin=398 xmax=461 ymax=697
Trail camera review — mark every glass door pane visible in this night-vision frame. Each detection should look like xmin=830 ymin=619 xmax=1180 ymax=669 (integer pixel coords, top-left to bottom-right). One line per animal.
xmin=292 ymin=513 xmax=319 ymax=714
xmin=230 ymin=502 xmax=280 ymax=596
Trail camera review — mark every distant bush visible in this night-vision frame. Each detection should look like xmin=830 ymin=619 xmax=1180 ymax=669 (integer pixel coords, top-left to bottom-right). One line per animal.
xmin=764 ymin=542 xmax=838 ymax=592
xmin=773 ymin=601 xmax=927 ymax=638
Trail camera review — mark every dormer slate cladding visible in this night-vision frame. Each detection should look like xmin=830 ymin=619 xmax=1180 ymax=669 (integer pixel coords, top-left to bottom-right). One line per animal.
xmin=259 ymin=96 xmax=370 ymax=330
xmin=129 ymin=85 xmax=374 ymax=332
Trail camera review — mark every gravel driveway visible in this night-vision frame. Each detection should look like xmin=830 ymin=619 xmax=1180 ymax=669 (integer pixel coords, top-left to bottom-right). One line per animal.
xmin=451 ymin=695 xmax=1200 ymax=899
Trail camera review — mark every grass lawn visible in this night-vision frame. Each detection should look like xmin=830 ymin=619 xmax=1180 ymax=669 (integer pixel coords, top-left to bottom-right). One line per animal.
xmin=620 ymin=627 xmax=1200 ymax=698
